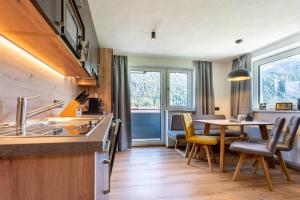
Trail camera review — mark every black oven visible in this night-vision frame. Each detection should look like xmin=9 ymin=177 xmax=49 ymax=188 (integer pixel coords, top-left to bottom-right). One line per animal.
xmin=61 ymin=0 xmax=84 ymax=58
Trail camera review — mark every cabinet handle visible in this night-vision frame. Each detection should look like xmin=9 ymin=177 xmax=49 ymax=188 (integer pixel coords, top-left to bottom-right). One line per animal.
xmin=54 ymin=21 xmax=64 ymax=27
xmin=103 ymin=159 xmax=111 ymax=194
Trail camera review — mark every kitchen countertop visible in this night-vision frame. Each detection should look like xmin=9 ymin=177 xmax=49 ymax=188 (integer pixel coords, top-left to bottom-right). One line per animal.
xmin=0 ymin=113 xmax=113 ymax=157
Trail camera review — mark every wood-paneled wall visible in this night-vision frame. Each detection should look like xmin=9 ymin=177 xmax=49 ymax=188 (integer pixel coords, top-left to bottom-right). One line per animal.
xmin=88 ymin=48 xmax=113 ymax=114
xmin=0 ymin=42 xmax=79 ymax=123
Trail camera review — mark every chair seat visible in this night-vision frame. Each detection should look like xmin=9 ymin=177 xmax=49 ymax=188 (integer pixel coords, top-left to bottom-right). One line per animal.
xmin=230 ymin=141 xmax=272 ymax=157
xmin=187 ymin=135 xmax=218 ymax=145
xmin=249 ymin=139 xmax=291 ymax=151
xmin=168 ymin=129 xmax=244 ymax=140
xmin=168 ymin=130 xmax=211 ymax=140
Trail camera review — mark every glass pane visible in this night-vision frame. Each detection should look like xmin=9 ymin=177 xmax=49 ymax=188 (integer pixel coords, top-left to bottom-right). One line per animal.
xmin=169 ymin=72 xmax=188 ymax=107
xmin=260 ymin=54 xmax=300 ymax=105
xmin=130 ymin=71 xmax=161 ymax=109
xmin=130 ymin=71 xmax=161 ymax=140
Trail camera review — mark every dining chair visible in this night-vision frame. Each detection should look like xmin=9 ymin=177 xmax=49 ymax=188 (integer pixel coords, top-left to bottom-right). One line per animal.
xmin=182 ymin=113 xmax=218 ymax=170
xmin=229 ymin=117 xmax=286 ymax=191
xmin=251 ymin=116 xmax=300 ymax=181
xmin=275 ymin=116 xmax=300 ymax=180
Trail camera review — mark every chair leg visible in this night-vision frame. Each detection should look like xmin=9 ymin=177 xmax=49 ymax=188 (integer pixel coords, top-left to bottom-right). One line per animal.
xmin=204 ymin=145 xmax=212 ymax=171
xmin=185 ymin=142 xmax=192 ymax=158
xmin=252 ymin=159 xmax=258 ymax=167
xmin=194 ymin=145 xmax=199 ymax=158
xmin=209 ymin=146 xmax=217 ymax=164
xmin=232 ymin=153 xmax=246 ymax=181
xmin=196 ymin=146 xmax=201 ymax=159
xmin=259 ymin=156 xmax=273 ymax=191
xmin=187 ymin=143 xmax=196 ymax=165
xmin=277 ymin=151 xmax=291 ymax=181
xmin=253 ymin=159 xmax=259 ymax=174
xmin=198 ymin=145 xmax=205 ymax=160
xmin=175 ymin=140 xmax=179 ymax=149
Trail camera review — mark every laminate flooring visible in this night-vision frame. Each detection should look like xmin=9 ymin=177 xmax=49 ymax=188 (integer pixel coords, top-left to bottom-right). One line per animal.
xmin=110 ymin=147 xmax=300 ymax=200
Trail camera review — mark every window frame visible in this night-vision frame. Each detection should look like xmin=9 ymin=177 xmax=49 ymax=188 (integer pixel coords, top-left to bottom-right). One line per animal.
xmin=253 ymin=47 xmax=300 ymax=110
xmin=166 ymin=68 xmax=194 ymax=110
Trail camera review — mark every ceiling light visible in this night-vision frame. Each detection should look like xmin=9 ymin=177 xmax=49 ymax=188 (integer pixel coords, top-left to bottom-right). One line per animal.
xmin=151 ymin=31 xmax=156 ymax=40
xmin=227 ymin=39 xmax=252 ymax=82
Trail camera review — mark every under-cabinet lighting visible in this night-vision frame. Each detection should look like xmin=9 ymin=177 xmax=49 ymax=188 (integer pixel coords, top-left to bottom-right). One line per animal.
xmin=0 ymin=35 xmax=64 ymax=78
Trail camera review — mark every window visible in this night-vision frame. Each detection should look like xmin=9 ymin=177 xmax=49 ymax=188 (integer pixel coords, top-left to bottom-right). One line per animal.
xmin=254 ymin=48 xmax=300 ymax=109
xmin=167 ymin=69 xmax=194 ymax=109
xmin=130 ymin=71 xmax=161 ymax=110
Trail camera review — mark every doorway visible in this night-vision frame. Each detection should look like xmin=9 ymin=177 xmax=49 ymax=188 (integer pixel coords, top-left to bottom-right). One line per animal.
xmin=129 ymin=68 xmax=165 ymax=145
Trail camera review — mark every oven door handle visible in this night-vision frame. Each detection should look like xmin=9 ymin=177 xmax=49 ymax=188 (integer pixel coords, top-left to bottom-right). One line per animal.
xmin=103 ymin=159 xmax=111 ymax=194
xmin=103 ymin=140 xmax=110 ymax=153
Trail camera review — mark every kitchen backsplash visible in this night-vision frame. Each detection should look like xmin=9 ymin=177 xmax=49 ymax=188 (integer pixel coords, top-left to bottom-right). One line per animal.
xmin=0 ymin=44 xmax=79 ymax=123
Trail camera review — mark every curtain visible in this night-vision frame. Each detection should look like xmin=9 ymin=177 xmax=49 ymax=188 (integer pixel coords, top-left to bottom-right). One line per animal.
xmin=230 ymin=54 xmax=252 ymax=117
xmin=112 ymin=55 xmax=132 ymax=151
xmin=194 ymin=61 xmax=215 ymax=115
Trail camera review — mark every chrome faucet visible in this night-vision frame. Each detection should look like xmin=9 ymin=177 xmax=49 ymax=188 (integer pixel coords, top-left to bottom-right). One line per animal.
xmin=16 ymin=95 xmax=64 ymax=128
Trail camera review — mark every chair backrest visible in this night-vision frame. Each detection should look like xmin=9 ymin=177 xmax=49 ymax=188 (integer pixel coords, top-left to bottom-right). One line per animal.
xmin=170 ymin=114 xmax=185 ymax=130
xmin=182 ymin=113 xmax=195 ymax=139
xmin=267 ymin=117 xmax=286 ymax=154
xmin=282 ymin=116 xmax=300 ymax=150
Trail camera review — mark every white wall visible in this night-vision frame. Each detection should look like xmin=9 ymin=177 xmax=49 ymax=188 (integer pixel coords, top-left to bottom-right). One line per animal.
xmin=128 ymin=55 xmax=194 ymax=69
xmin=212 ymin=62 xmax=232 ymax=118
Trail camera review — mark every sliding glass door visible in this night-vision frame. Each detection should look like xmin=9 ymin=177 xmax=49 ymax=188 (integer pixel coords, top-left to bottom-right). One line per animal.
xmin=129 ymin=68 xmax=165 ymax=145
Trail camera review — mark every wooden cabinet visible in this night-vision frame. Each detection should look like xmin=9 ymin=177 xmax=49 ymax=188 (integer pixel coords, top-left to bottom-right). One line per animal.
xmin=98 ymin=48 xmax=113 ymax=113
xmin=0 ymin=151 xmax=110 ymax=200
xmin=29 ymin=0 xmax=100 ymax=77
xmin=0 ymin=0 xmax=89 ymax=77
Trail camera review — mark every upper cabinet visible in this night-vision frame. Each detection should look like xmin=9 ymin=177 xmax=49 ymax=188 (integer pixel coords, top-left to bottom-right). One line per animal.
xmin=0 ymin=0 xmax=99 ymax=78
xmin=33 ymin=0 xmax=62 ymax=35
xmin=77 ymin=0 xmax=100 ymax=77
xmin=33 ymin=0 xmax=100 ymax=77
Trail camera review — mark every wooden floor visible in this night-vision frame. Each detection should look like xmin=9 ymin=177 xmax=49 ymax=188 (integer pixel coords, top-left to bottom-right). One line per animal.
xmin=110 ymin=147 xmax=300 ymax=200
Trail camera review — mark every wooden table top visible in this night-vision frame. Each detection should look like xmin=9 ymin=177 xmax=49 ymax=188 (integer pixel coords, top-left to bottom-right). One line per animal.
xmin=194 ymin=119 xmax=274 ymax=126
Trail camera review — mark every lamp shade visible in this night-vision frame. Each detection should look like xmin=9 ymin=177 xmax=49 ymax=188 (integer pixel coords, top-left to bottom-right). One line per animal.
xmin=227 ymin=68 xmax=252 ymax=81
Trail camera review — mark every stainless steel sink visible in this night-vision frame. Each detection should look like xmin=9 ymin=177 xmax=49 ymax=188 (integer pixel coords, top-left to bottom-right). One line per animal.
xmin=0 ymin=117 xmax=103 ymax=137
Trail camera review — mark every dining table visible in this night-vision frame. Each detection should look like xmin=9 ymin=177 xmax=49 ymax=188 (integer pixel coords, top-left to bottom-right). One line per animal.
xmin=194 ymin=119 xmax=274 ymax=172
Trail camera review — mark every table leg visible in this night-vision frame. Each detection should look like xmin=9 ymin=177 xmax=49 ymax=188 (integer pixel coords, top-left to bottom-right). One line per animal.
xmin=220 ymin=125 xmax=226 ymax=172
xmin=259 ymin=125 xmax=276 ymax=168
xmin=240 ymin=125 xmax=245 ymax=137
xmin=204 ymin=123 xmax=210 ymax=135
xmin=259 ymin=125 xmax=269 ymax=139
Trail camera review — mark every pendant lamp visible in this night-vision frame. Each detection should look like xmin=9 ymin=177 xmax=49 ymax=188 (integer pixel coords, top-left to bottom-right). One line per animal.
xmin=227 ymin=39 xmax=252 ymax=81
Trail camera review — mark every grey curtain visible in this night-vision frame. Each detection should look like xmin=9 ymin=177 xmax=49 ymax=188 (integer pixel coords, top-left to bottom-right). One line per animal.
xmin=113 ymin=55 xmax=132 ymax=151
xmin=194 ymin=61 xmax=215 ymax=115
xmin=230 ymin=54 xmax=252 ymax=117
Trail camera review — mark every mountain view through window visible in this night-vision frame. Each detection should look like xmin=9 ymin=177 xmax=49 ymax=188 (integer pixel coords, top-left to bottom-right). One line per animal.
xmin=260 ymin=53 xmax=300 ymax=106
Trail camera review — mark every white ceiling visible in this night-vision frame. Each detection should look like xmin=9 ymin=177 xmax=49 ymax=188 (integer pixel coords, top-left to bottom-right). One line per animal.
xmin=88 ymin=0 xmax=300 ymax=61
